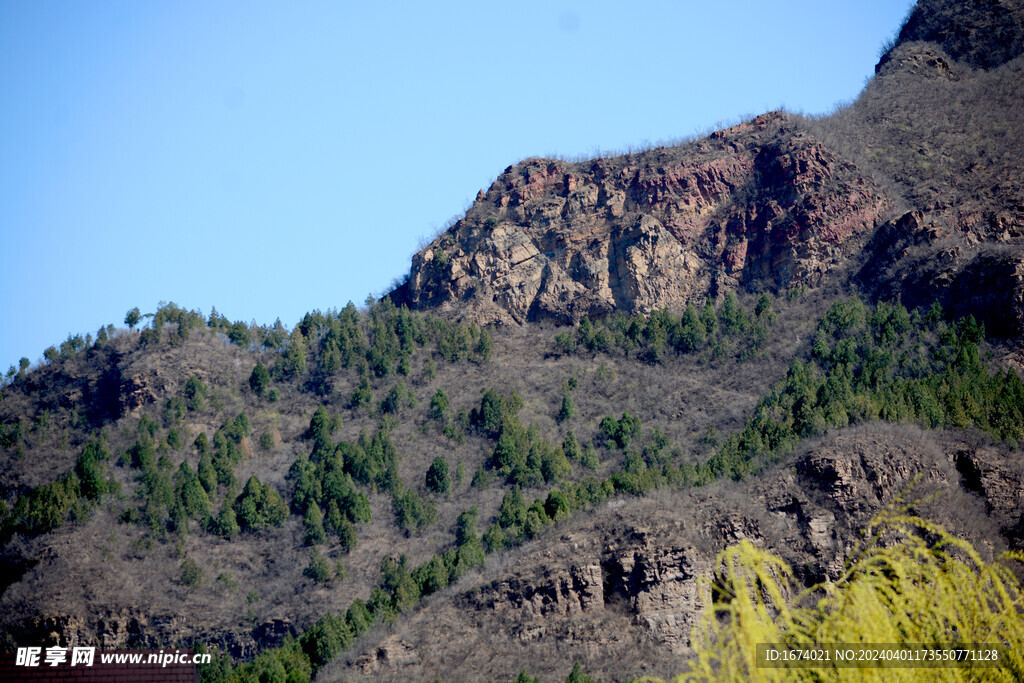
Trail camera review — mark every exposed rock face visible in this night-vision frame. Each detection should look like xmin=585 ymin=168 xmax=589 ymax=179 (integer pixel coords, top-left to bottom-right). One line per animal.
xmin=858 ymin=210 xmax=1024 ymax=337
xmin=24 ymin=609 xmax=295 ymax=660
xmin=399 ymin=112 xmax=891 ymax=325
xmin=337 ymin=426 xmax=1024 ymax=682
xmin=878 ymin=0 xmax=1024 ymax=70
xmin=390 ymin=0 xmax=1024 ymax=340
xmin=119 ymin=375 xmax=156 ymax=415
xmin=602 ymin=539 xmax=710 ymax=650
xmin=875 ymin=42 xmax=962 ymax=80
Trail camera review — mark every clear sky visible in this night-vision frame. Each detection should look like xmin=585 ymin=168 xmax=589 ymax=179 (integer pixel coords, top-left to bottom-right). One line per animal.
xmin=0 ymin=0 xmax=914 ymax=369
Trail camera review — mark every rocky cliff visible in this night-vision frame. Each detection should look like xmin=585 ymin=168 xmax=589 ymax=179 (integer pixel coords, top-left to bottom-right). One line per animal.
xmin=393 ymin=0 xmax=1024 ymax=341
xmin=398 ymin=112 xmax=891 ymax=325
xmin=332 ymin=425 xmax=1024 ymax=681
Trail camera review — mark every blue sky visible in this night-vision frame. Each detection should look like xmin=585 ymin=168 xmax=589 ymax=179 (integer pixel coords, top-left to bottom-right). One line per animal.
xmin=0 ymin=1 xmax=914 ymax=369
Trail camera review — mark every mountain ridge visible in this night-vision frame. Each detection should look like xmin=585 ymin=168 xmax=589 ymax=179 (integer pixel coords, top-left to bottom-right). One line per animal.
xmin=392 ymin=0 xmax=1024 ymax=343
xmin=2 ymin=1 xmax=1024 ymax=681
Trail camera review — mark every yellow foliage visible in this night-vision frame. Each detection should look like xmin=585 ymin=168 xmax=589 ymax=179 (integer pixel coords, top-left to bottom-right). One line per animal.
xmin=642 ymin=500 xmax=1024 ymax=682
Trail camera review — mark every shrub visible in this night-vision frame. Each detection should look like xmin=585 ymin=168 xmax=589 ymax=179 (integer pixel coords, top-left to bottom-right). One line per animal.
xmin=180 ymin=558 xmax=203 ymax=588
xmin=425 ymin=457 xmax=450 ymax=495
xmin=184 ymin=375 xmax=208 ymax=412
xmin=303 ymin=549 xmax=332 ymax=584
xmin=216 ymin=572 xmax=238 ymax=592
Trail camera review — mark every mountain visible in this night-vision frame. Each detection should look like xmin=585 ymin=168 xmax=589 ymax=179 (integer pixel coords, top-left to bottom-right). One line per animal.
xmin=394 ymin=112 xmax=890 ymax=325
xmin=2 ymin=1 xmax=1023 ymax=681
xmin=395 ymin=0 xmax=1024 ymax=339
xmin=394 ymin=112 xmax=891 ymax=326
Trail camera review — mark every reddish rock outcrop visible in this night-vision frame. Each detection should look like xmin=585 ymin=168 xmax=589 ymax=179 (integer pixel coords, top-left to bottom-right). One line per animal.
xmin=399 ymin=112 xmax=891 ymax=325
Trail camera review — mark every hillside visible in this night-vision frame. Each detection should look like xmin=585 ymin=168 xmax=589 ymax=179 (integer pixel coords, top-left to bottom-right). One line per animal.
xmin=2 ymin=1 xmax=1024 ymax=681
xmin=393 ymin=1 xmax=1024 ymax=340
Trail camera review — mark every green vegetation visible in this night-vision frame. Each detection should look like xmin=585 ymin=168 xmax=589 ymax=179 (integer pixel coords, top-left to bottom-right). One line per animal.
xmin=425 ymin=456 xmax=450 ymax=495
xmin=271 ymin=298 xmax=491 ymax=393
xmin=303 ymin=548 xmax=333 ymax=583
xmin=180 ymin=558 xmax=203 ymax=588
xmin=6 ymin=291 xmax=1024 ymax=682
xmin=392 ymin=484 xmax=437 ymax=532
xmin=248 ymin=362 xmax=270 ymax=397
xmin=184 ymin=375 xmax=208 ymax=412
xmin=234 ymin=476 xmax=288 ymax=531
xmin=471 ymin=389 xmax=573 ymax=488
xmin=124 ymin=307 xmax=141 ymax=331
xmin=700 ymin=299 xmax=1024 ymax=482
xmin=555 ymin=292 xmax=776 ymax=363
xmin=429 ymin=388 xmax=449 ymax=422
xmin=598 ymin=411 xmax=642 ymax=449
xmin=513 ymin=663 xmax=602 ymax=683
xmin=557 ymin=394 xmax=575 ymax=423
xmin=6 ymin=468 xmax=86 ymax=534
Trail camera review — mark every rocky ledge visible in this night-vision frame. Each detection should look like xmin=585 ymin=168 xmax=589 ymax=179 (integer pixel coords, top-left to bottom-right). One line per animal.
xmin=395 ymin=112 xmax=891 ymax=325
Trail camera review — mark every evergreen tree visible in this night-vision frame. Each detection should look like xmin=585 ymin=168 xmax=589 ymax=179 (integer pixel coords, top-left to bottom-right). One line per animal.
xmin=125 ymin=307 xmax=142 ymax=331
xmin=350 ymin=377 xmax=373 ymax=409
xmin=425 ymin=457 xmax=450 ymax=495
xmin=303 ymin=502 xmax=327 ymax=546
xmin=429 ymin=388 xmax=449 ymax=422
xmin=557 ymin=394 xmax=575 ymax=423
xmin=249 ymin=362 xmax=271 ymax=396
xmin=563 ymin=429 xmax=581 ymax=461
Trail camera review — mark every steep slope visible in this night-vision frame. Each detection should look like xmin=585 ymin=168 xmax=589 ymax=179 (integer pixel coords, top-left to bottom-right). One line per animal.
xmin=0 ymin=295 xmax=816 ymax=659
xmin=397 ymin=112 xmax=892 ymax=325
xmin=3 ymin=1 xmax=1024 ymax=681
xmin=395 ymin=0 xmax=1024 ymax=340
xmin=327 ymin=424 xmax=1024 ymax=682
xmin=812 ymin=0 xmax=1024 ymax=336
xmin=877 ymin=0 xmax=1024 ymax=70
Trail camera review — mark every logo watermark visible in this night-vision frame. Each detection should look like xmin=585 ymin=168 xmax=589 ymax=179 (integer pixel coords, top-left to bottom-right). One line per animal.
xmin=13 ymin=646 xmax=210 ymax=668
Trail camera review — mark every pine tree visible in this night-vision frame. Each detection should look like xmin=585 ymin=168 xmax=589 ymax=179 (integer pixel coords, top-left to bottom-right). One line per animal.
xmin=425 ymin=457 xmax=450 ymax=495
xmin=248 ymin=362 xmax=270 ymax=396
xmin=303 ymin=502 xmax=327 ymax=546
